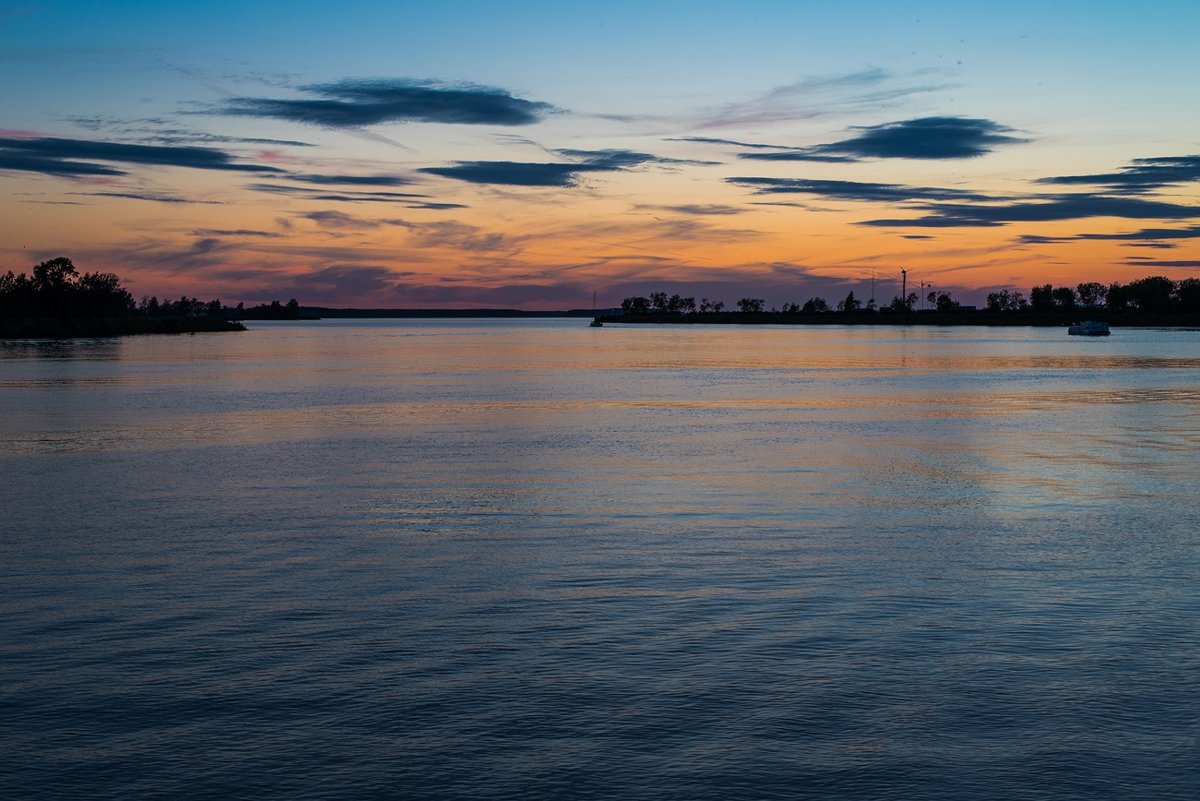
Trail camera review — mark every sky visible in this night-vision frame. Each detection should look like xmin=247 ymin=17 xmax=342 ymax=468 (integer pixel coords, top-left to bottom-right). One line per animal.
xmin=2 ymin=0 xmax=1198 ymax=309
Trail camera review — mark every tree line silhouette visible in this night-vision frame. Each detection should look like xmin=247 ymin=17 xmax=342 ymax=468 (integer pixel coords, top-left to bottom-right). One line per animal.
xmin=1 ymin=257 xmax=263 ymax=337
xmin=614 ymin=275 xmax=1200 ymax=324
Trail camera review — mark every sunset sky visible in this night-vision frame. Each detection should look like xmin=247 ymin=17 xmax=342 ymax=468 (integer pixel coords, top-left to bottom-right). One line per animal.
xmin=2 ymin=1 xmax=1198 ymax=308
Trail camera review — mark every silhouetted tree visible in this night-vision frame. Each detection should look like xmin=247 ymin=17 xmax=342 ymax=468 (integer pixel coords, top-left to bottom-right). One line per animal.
xmin=1030 ymin=284 xmax=1055 ymax=312
xmin=985 ymin=289 xmax=1027 ymax=312
xmin=737 ymin=297 xmax=764 ymax=313
xmin=1175 ymin=278 xmax=1200 ymax=312
xmin=1125 ymin=276 xmax=1173 ymax=312
xmin=838 ymin=291 xmax=861 ymax=313
xmin=1106 ymin=282 xmax=1128 ymax=311
xmin=621 ymin=296 xmax=650 ymax=314
xmin=933 ymin=291 xmax=960 ymax=312
xmin=1051 ymin=286 xmax=1076 ymax=311
xmin=1077 ymin=281 xmax=1106 ymax=307
xmin=802 ymin=297 xmax=829 ymax=314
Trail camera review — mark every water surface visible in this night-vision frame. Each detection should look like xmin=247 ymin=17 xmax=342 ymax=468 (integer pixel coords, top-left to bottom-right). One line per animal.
xmin=2 ymin=321 xmax=1197 ymax=800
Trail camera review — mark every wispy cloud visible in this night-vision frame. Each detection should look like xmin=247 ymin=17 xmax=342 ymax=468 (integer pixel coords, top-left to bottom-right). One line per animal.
xmin=290 ymin=172 xmax=414 ymax=187
xmin=860 ymin=195 xmax=1200 ymax=228
xmin=191 ymin=229 xmax=284 ymax=238
xmin=65 ymin=116 xmax=313 ymax=148
xmin=669 ymin=136 xmax=789 ymax=150
xmin=726 ymin=176 xmax=991 ymax=203
xmin=71 ymin=191 xmax=222 ymax=204
xmin=648 ymin=203 xmax=745 ymax=216
xmin=1037 ymin=154 xmax=1200 ymax=193
xmin=1120 ymin=259 xmax=1200 ymax=268
xmin=245 ymin=182 xmax=434 ymax=204
xmin=301 ymin=210 xmax=406 ymax=229
xmin=219 ymin=78 xmax=557 ymax=127
xmin=422 ymin=148 xmax=715 ymax=187
xmin=0 ymin=135 xmax=284 ymax=178
xmin=697 ymin=68 xmax=955 ymax=129
xmin=1017 ymin=225 xmax=1200 ymax=245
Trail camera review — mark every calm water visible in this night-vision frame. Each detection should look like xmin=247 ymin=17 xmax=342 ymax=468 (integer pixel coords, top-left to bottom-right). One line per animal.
xmin=2 ymin=320 xmax=1198 ymax=800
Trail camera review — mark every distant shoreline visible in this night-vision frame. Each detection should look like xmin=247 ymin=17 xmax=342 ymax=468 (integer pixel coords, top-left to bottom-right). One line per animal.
xmin=594 ymin=310 xmax=1200 ymax=327
xmin=1 ymin=316 xmax=246 ymax=339
xmin=301 ymin=307 xmax=614 ymax=319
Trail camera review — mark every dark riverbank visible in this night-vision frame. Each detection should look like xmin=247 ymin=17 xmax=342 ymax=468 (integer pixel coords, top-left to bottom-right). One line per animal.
xmin=303 ymin=306 xmax=616 ymax=319
xmin=597 ymin=309 xmax=1200 ymax=327
xmin=0 ymin=316 xmax=246 ymax=339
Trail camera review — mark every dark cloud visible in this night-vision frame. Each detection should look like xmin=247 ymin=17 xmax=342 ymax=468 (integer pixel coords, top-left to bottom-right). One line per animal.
xmin=246 ymin=183 xmax=430 ymax=202
xmin=738 ymin=117 xmax=1026 ymax=162
xmin=0 ymin=150 xmax=125 ymax=176
xmin=737 ymin=151 xmax=858 ymax=163
xmin=726 ymin=176 xmax=991 ymax=203
xmin=301 ymin=210 xmax=405 ymax=229
xmin=1038 ymin=155 xmax=1200 ymax=192
xmin=668 ymin=136 xmax=794 ymax=150
xmin=556 ymin=148 xmax=716 ymax=168
xmin=72 ymin=191 xmax=222 ymax=204
xmin=1120 ymin=259 xmax=1200 ymax=268
xmin=418 ymin=148 xmax=679 ymax=188
xmin=190 ymin=238 xmax=222 ymax=254
xmin=65 ymin=116 xmax=314 ymax=148
xmin=1017 ymin=225 xmax=1200 ymax=245
xmin=219 ymin=78 xmax=556 ymax=127
xmin=0 ymin=135 xmax=284 ymax=183
xmin=859 ymin=195 xmax=1200 ymax=228
xmin=290 ymin=265 xmax=408 ymax=296
xmin=192 ymin=229 xmax=284 ymax=238
xmin=902 ymin=235 xmax=935 ymax=240
xmin=654 ymin=204 xmax=744 ymax=216
xmin=291 ymin=173 xmax=414 ymax=187
xmin=406 ymin=202 xmax=468 ymax=210
xmin=403 ymin=220 xmax=524 ymax=253
xmin=0 ymin=136 xmax=286 ymax=177
xmin=860 ymin=216 xmax=1005 ymax=228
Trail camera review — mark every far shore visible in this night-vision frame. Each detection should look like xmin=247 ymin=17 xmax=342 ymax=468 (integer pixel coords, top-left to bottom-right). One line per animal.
xmin=593 ymin=310 xmax=1200 ymax=327
xmin=1 ymin=316 xmax=246 ymax=340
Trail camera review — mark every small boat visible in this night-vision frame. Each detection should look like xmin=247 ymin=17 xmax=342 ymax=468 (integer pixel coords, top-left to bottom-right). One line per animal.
xmin=589 ymin=318 xmax=603 ymax=327
xmin=1068 ymin=320 xmax=1110 ymax=336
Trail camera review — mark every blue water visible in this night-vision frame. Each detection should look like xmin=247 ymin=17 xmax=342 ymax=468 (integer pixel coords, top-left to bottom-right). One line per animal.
xmin=2 ymin=320 xmax=1198 ymax=800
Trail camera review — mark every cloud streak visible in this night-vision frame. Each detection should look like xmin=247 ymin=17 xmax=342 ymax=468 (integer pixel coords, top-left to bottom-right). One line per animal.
xmin=860 ymin=195 xmax=1200 ymax=228
xmin=1038 ymin=155 xmax=1200 ymax=192
xmin=0 ymin=135 xmax=284 ymax=178
xmin=219 ymin=78 xmax=557 ymax=127
xmin=1017 ymin=225 xmax=1200 ymax=245
xmin=726 ymin=176 xmax=991 ymax=203
xmin=738 ymin=117 xmax=1026 ymax=162
xmin=419 ymin=148 xmax=695 ymax=188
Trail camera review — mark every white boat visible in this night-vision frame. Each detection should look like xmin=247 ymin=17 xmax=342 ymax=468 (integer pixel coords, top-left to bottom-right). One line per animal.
xmin=1068 ymin=320 xmax=1110 ymax=336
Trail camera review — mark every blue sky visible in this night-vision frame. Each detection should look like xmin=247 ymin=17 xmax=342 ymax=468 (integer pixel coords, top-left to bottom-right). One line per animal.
xmin=2 ymin=1 xmax=1197 ymax=307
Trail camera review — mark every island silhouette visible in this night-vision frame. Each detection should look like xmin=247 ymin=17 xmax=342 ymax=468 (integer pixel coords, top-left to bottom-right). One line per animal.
xmin=1 ymin=257 xmax=247 ymax=338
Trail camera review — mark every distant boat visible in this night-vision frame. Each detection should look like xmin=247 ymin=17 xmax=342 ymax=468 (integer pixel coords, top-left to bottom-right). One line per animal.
xmin=589 ymin=290 xmax=603 ymax=326
xmin=1068 ymin=320 xmax=1110 ymax=336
